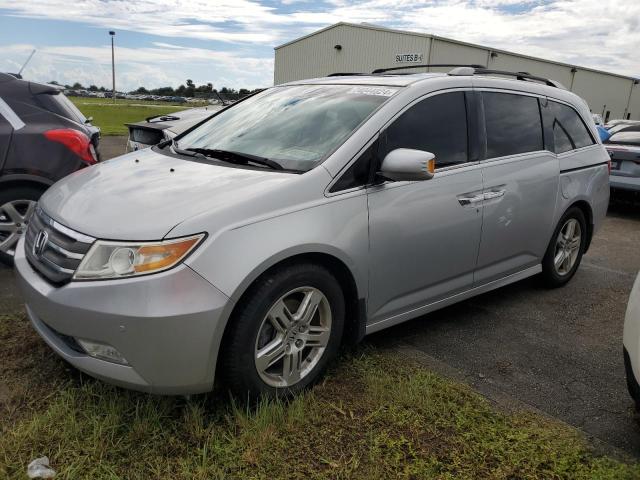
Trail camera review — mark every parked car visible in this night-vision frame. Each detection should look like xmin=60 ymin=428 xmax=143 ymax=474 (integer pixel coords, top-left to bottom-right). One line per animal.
xmin=607 ymin=121 xmax=640 ymax=137
xmin=15 ymin=68 xmax=609 ymax=397
xmin=605 ymin=119 xmax=640 ymax=130
xmin=605 ymin=131 xmax=640 ymax=195
xmin=624 ymin=271 xmax=640 ymax=411
xmin=0 ymin=72 xmax=100 ymax=265
xmin=126 ymin=106 xmax=222 ymax=151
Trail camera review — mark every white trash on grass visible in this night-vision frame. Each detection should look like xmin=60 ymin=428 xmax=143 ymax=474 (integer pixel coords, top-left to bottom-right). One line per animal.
xmin=27 ymin=457 xmax=56 ymax=479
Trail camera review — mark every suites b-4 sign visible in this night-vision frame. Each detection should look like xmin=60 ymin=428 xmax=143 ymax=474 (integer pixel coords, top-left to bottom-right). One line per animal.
xmin=395 ymin=53 xmax=424 ymax=63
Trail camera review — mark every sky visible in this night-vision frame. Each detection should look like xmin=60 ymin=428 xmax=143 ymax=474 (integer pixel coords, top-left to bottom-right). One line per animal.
xmin=0 ymin=0 xmax=638 ymax=92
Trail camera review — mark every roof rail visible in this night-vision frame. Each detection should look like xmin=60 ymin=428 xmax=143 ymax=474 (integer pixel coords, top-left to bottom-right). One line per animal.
xmin=327 ymin=72 xmax=368 ymax=77
xmin=448 ymin=66 xmax=566 ymax=89
xmin=372 ymin=64 xmax=485 ymax=74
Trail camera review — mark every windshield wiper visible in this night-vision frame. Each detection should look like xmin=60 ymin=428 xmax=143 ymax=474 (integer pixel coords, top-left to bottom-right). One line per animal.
xmin=185 ymin=148 xmax=283 ymax=170
xmin=167 ymin=139 xmax=205 ymax=158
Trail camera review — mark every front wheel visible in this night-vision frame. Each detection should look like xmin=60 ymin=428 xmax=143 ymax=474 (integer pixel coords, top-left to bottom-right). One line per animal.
xmin=540 ymin=207 xmax=587 ymax=288
xmin=221 ymin=263 xmax=345 ymax=400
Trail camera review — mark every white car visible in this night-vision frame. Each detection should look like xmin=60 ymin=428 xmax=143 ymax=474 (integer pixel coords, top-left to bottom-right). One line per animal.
xmin=125 ymin=106 xmax=222 ymax=152
xmin=623 ymin=272 xmax=640 ymax=410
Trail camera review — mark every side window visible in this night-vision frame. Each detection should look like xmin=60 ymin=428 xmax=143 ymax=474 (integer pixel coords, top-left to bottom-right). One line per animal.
xmin=329 ymin=142 xmax=375 ymax=193
xmin=547 ymin=101 xmax=595 ymax=154
xmin=382 ymin=92 xmax=468 ymax=168
xmin=483 ymin=92 xmax=543 ymax=159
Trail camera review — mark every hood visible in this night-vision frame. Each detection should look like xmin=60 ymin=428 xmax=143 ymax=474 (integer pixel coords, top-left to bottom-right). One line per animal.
xmin=39 ymin=148 xmax=297 ymax=240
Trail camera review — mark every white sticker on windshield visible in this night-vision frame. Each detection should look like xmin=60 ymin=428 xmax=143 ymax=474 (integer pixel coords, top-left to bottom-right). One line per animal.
xmin=347 ymin=86 xmax=398 ymax=97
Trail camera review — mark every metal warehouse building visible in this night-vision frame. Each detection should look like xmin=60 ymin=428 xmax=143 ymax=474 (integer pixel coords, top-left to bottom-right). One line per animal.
xmin=274 ymin=22 xmax=640 ymax=121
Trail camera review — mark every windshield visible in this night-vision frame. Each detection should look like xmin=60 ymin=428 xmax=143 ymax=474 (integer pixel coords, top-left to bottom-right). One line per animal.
xmin=175 ymin=85 xmax=395 ymax=172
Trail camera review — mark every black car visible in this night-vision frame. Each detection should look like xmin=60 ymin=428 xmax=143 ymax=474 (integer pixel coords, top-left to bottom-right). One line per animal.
xmin=0 ymin=73 xmax=100 ymax=265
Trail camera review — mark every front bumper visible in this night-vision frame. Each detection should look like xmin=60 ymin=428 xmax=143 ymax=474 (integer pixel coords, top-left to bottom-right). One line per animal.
xmin=14 ymin=238 xmax=232 ymax=394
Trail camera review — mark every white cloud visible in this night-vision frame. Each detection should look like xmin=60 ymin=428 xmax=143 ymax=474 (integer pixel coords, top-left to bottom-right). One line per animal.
xmin=0 ymin=43 xmax=273 ymax=90
xmin=0 ymin=0 xmax=638 ymax=90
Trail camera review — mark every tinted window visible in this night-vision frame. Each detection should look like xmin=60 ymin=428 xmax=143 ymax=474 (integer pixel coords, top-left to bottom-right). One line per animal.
xmin=547 ymin=101 xmax=594 ymax=153
xmin=330 ymin=143 xmax=375 ymax=192
xmin=483 ymin=92 xmax=543 ymax=158
xmin=606 ymin=131 xmax=640 ymax=146
xmin=382 ymin=92 xmax=468 ymax=167
xmin=130 ymin=127 xmax=163 ymax=145
xmin=36 ymin=93 xmax=87 ymax=125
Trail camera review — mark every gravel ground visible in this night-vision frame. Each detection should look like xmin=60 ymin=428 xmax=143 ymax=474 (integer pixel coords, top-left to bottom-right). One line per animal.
xmin=370 ymin=201 xmax=640 ymax=457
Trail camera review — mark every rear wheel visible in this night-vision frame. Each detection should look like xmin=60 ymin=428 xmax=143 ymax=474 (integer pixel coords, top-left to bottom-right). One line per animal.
xmin=221 ymin=263 xmax=345 ymax=400
xmin=0 ymin=186 xmax=43 ymax=266
xmin=540 ymin=207 xmax=587 ymax=288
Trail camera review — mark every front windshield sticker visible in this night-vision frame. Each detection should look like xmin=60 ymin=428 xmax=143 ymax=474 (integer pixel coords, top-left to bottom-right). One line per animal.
xmin=347 ymin=86 xmax=398 ymax=97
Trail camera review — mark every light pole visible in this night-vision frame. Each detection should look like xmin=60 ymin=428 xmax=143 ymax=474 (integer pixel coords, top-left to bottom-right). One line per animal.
xmin=109 ymin=30 xmax=116 ymax=103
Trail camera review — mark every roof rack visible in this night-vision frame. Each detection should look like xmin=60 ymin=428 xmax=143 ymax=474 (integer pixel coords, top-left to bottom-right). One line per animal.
xmin=371 ymin=64 xmax=485 ymax=74
xmin=327 ymin=72 xmax=369 ymax=77
xmin=448 ymin=66 xmax=566 ymax=89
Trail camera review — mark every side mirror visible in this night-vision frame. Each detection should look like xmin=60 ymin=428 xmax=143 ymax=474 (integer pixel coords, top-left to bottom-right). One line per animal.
xmin=378 ymin=148 xmax=435 ymax=182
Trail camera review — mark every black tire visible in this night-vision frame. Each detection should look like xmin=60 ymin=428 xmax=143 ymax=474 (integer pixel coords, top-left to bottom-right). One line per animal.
xmin=0 ymin=185 xmax=44 ymax=266
xmin=540 ymin=207 xmax=587 ymax=288
xmin=221 ymin=262 xmax=345 ymax=400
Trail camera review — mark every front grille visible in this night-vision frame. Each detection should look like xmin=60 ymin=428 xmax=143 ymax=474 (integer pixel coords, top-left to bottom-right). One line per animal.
xmin=25 ymin=207 xmax=95 ymax=285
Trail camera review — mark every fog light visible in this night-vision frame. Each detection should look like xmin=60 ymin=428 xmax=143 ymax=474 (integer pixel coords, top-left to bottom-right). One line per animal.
xmin=76 ymin=339 xmax=128 ymax=365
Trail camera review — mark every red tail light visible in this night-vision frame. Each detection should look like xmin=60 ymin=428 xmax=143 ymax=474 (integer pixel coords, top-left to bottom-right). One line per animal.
xmin=44 ymin=129 xmax=97 ymax=165
xmin=607 ymin=158 xmax=611 ymax=174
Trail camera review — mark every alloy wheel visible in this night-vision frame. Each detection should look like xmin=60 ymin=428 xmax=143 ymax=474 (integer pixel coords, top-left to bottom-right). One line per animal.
xmin=553 ymin=218 xmax=581 ymax=276
xmin=254 ymin=286 xmax=332 ymax=388
xmin=0 ymin=199 xmax=36 ymax=257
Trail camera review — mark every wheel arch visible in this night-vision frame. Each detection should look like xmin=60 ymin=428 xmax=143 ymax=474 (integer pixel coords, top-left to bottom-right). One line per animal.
xmin=0 ymin=175 xmax=53 ymax=193
xmin=213 ymin=250 xmax=367 ymax=384
xmin=566 ymin=199 xmax=594 ymax=252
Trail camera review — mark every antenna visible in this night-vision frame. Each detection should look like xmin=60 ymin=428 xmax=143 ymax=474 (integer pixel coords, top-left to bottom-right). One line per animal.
xmin=18 ymin=49 xmax=36 ymax=76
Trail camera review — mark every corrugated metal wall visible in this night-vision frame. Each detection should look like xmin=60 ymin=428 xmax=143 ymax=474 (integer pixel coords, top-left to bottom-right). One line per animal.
xmin=274 ymin=24 xmax=432 ymax=83
xmin=274 ymin=23 xmax=639 ymax=120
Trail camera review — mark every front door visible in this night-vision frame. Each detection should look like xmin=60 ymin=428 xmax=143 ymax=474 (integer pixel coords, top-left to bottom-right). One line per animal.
xmin=367 ymin=90 xmax=484 ymax=327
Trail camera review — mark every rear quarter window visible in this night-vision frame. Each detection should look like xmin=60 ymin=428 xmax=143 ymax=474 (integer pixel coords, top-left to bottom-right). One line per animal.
xmin=546 ymin=101 xmax=595 ymax=154
xmin=36 ymin=93 xmax=87 ymax=125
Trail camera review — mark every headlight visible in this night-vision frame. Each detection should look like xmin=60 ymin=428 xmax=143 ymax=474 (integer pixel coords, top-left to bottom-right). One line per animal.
xmin=73 ymin=234 xmax=205 ymax=280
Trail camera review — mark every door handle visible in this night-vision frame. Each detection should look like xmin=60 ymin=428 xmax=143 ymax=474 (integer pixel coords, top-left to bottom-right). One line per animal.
xmin=457 ymin=193 xmax=485 ymax=206
xmin=483 ymin=189 xmax=506 ymax=200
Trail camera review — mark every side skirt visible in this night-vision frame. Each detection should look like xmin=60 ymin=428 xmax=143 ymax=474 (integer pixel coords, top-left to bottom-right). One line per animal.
xmin=365 ymin=264 xmax=542 ymax=335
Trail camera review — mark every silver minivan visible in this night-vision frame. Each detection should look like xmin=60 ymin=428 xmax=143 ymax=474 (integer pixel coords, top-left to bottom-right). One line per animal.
xmin=15 ymin=67 xmax=610 ymax=397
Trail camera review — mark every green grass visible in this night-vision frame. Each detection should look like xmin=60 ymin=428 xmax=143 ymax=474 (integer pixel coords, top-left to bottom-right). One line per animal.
xmin=1 ymin=312 xmax=638 ymax=479
xmin=69 ymin=96 xmax=208 ymax=136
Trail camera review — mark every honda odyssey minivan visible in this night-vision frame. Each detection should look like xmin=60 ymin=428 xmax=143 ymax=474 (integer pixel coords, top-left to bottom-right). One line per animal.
xmin=15 ymin=67 xmax=610 ymax=397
